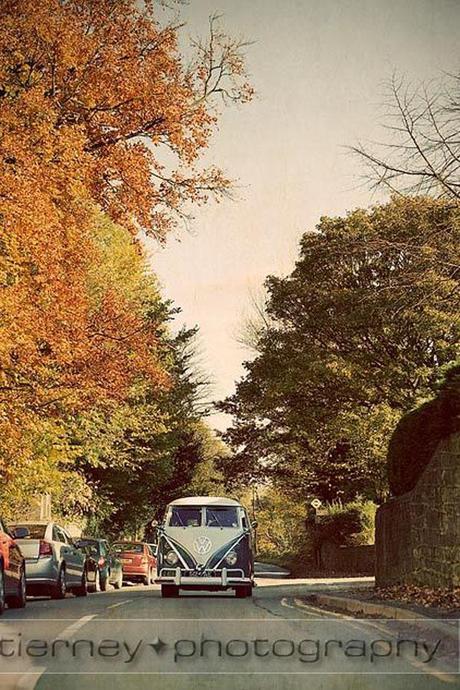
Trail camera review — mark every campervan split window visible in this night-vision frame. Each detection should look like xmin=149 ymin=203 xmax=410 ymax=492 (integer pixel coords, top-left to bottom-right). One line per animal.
xmin=169 ymin=507 xmax=201 ymax=527
xmin=205 ymin=507 xmax=239 ymax=528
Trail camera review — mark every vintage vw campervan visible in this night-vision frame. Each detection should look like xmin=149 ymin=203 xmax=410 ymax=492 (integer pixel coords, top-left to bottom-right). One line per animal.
xmin=155 ymin=496 xmax=255 ymax=598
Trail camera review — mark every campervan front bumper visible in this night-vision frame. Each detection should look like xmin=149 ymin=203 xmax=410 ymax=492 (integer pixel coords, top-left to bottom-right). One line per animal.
xmin=155 ymin=567 xmax=252 ymax=589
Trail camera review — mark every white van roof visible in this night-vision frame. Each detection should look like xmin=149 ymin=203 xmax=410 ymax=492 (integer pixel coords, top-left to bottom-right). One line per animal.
xmin=168 ymin=496 xmax=241 ymax=507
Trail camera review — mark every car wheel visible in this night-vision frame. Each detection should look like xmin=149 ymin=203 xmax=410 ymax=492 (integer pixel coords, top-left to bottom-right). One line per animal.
xmin=93 ymin=569 xmax=101 ymax=593
xmin=113 ymin=569 xmax=123 ymax=590
xmin=100 ymin=571 xmax=108 ymax=592
xmin=51 ymin=566 xmax=67 ymax=600
xmin=0 ymin=564 xmax=5 ymax=615
xmin=8 ymin=565 xmax=26 ymax=609
xmin=143 ymin=568 xmax=151 ymax=586
xmin=161 ymin=585 xmax=179 ymax=598
xmin=235 ymin=585 xmax=252 ymax=599
xmin=75 ymin=570 xmax=88 ymax=597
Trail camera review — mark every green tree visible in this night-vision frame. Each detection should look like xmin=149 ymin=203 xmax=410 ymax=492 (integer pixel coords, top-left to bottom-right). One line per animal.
xmin=219 ymin=197 xmax=460 ymax=502
xmin=68 ymin=318 xmax=213 ymax=536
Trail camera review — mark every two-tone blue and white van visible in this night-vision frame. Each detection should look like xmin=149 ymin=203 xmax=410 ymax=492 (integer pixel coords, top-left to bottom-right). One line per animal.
xmin=155 ymin=496 xmax=255 ymax=598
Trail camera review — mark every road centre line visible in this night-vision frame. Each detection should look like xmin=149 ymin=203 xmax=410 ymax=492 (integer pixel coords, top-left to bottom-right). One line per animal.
xmin=56 ymin=614 xmax=97 ymax=640
xmin=16 ymin=614 xmax=96 ymax=690
xmin=105 ymin=599 xmax=132 ymax=610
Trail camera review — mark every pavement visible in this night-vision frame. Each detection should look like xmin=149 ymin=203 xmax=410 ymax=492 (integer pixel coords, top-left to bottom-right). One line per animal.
xmin=304 ymin=593 xmax=459 ymax=632
xmin=0 ymin=577 xmax=457 ymax=690
xmin=253 ymin=561 xmax=290 ymax=578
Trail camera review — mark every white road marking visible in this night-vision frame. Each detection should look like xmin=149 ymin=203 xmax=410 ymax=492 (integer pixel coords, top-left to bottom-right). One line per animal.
xmin=56 ymin=614 xmax=96 ymax=640
xmin=105 ymin=599 xmax=132 ymax=610
xmin=15 ymin=614 xmax=96 ymax=690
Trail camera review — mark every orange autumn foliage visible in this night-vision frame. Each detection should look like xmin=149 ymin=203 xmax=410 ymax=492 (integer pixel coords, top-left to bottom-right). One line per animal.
xmin=1 ymin=0 xmax=253 ymax=238
xmin=0 ymin=1 xmax=252 ymax=492
xmin=0 ymin=90 xmax=163 ymax=417
xmin=0 ymin=0 xmax=252 ymax=418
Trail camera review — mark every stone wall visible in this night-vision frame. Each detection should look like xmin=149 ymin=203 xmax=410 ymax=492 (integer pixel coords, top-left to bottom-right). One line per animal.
xmin=376 ymin=432 xmax=460 ymax=588
xmin=320 ymin=542 xmax=375 ymax=575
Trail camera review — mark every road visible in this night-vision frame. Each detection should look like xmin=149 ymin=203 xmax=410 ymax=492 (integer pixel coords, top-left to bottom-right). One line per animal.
xmin=0 ymin=578 xmax=457 ymax=690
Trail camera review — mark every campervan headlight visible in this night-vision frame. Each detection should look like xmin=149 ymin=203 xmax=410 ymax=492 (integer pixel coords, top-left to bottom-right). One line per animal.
xmin=225 ymin=550 xmax=238 ymax=566
xmin=165 ymin=550 xmax=179 ymax=566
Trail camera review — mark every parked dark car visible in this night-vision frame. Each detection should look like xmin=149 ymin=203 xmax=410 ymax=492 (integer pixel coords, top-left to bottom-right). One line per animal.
xmin=76 ymin=538 xmax=123 ymax=592
xmin=0 ymin=516 xmax=28 ymax=613
xmin=112 ymin=541 xmax=156 ymax=585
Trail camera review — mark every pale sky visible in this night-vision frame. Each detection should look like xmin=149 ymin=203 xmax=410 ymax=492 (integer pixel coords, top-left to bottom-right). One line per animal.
xmin=148 ymin=0 xmax=460 ymax=430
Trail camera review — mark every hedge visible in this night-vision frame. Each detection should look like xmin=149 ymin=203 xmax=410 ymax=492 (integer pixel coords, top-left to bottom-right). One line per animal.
xmin=316 ymin=500 xmax=376 ymax=547
xmin=388 ymin=365 xmax=460 ymax=496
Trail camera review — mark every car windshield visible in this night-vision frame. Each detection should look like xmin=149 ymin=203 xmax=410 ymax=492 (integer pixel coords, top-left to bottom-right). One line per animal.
xmin=113 ymin=543 xmax=143 ymax=553
xmin=169 ymin=507 xmax=201 ymax=527
xmin=205 ymin=507 xmax=239 ymax=528
xmin=11 ymin=524 xmax=46 ymax=539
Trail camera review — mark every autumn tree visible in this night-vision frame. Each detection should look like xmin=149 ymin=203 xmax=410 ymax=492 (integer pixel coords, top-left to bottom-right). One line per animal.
xmin=219 ymin=197 xmax=460 ymax=502
xmin=0 ymin=0 xmax=252 ymax=511
xmin=1 ymin=208 xmax=228 ymax=528
xmin=1 ymin=0 xmax=253 ymax=238
xmin=0 ymin=0 xmax=252 ymax=413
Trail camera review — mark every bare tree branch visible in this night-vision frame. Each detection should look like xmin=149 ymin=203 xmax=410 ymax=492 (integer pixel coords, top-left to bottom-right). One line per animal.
xmin=350 ymin=72 xmax=460 ymax=199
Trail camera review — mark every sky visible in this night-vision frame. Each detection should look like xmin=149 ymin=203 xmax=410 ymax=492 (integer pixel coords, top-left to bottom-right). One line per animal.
xmin=148 ymin=0 xmax=460 ymax=431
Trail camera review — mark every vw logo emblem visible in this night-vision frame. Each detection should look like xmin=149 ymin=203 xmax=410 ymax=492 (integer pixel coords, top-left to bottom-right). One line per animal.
xmin=193 ymin=536 xmax=212 ymax=555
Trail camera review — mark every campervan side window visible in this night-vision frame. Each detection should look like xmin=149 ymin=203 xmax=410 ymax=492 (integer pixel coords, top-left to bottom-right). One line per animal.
xmin=169 ymin=507 xmax=201 ymax=527
xmin=205 ymin=507 xmax=239 ymax=528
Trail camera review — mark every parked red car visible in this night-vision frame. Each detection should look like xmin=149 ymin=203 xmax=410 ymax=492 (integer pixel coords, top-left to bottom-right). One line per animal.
xmin=0 ymin=517 xmax=28 ymax=613
xmin=112 ymin=542 xmax=156 ymax=586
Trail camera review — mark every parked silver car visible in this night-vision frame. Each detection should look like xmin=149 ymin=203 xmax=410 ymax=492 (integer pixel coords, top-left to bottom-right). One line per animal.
xmin=10 ymin=522 xmax=87 ymax=598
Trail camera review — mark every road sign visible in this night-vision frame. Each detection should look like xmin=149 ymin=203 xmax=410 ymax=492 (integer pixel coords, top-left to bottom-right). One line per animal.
xmin=310 ymin=498 xmax=322 ymax=510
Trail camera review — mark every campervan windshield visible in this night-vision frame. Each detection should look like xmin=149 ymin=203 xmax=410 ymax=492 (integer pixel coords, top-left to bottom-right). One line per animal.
xmin=169 ymin=507 xmax=201 ymax=527
xmin=205 ymin=507 xmax=238 ymax=527
xmin=167 ymin=506 xmax=240 ymax=528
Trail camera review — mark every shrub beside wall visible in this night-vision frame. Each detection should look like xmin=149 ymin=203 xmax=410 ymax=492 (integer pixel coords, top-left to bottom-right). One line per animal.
xmin=388 ymin=365 xmax=460 ymax=496
xmin=316 ymin=500 xmax=376 ymax=546
xmin=255 ymin=497 xmax=376 ymax=576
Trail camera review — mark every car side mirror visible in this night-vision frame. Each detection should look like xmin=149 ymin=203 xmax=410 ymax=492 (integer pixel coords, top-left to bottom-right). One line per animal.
xmin=251 ymin=520 xmax=258 ymax=529
xmin=13 ymin=527 xmax=30 ymax=539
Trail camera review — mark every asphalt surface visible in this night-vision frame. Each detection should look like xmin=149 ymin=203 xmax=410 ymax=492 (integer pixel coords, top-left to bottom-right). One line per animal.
xmin=0 ymin=578 xmax=457 ymax=690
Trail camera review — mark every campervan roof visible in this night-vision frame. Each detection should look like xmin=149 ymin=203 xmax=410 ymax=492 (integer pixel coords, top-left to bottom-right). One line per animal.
xmin=168 ymin=496 xmax=241 ymax=507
